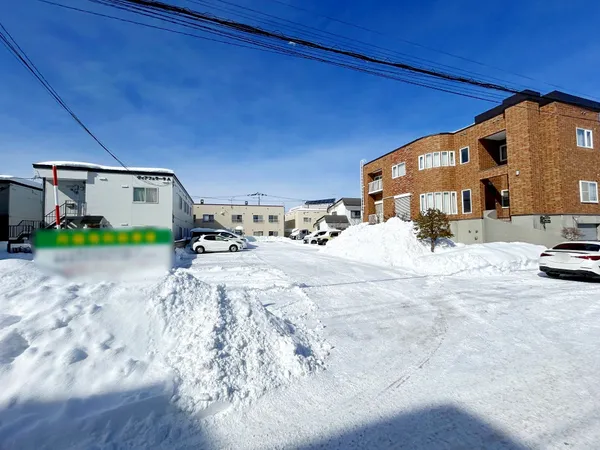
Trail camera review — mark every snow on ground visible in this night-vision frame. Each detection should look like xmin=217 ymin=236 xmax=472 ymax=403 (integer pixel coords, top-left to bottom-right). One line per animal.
xmin=3 ymin=238 xmax=600 ymax=449
xmin=0 ymin=248 xmax=328 ymax=448
xmin=323 ymin=218 xmax=545 ymax=275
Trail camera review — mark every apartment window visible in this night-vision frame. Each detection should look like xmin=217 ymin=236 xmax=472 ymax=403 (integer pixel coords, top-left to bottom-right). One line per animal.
xmin=232 ymin=214 xmax=243 ymax=223
xmin=449 ymin=151 xmax=456 ymax=166
xmin=433 ymin=152 xmax=441 ymax=168
xmin=253 ymin=215 xmax=264 ymax=223
xmin=425 ymin=153 xmax=433 ymax=169
xmin=460 ymin=147 xmax=470 ymax=164
xmin=434 ymin=192 xmax=443 ymax=210
xmin=419 ymin=191 xmax=457 ymax=215
xmin=351 ymin=210 xmax=361 ymax=219
xmin=133 ymin=187 xmax=158 ymax=203
xmin=580 ymin=180 xmax=598 ymax=203
xmin=462 ymin=189 xmax=472 ymax=214
xmin=253 ymin=231 xmax=264 ymax=237
xmin=499 ymin=144 xmax=508 ymax=162
xmin=202 ymin=214 xmax=214 ymax=223
xmin=268 ymin=215 xmax=279 ymax=223
xmin=178 ymin=195 xmax=183 ymax=210
xmin=392 ymin=163 xmax=406 ymax=178
xmin=426 ymin=193 xmax=434 ymax=210
xmin=500 ymin=190 xmax=510 ymax=208
xmin=303 ymin=217 xmax=311 ymax=223
xmin=576 ymin=128 xmax=593 ymax=148
xmin=441 ymin=151 xmax=449 ymax=166
xmin=418 ymin=155 xmax=425 ymax=170
xmin=269 ymin=231 xmax=278 ymax=236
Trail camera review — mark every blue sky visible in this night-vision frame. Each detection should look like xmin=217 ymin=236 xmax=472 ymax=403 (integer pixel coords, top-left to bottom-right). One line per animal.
xmin=2 ymin=0 xmax=600 ymax=207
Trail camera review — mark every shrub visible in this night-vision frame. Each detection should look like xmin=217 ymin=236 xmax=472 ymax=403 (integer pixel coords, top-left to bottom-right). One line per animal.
xmin=414 ymin=209 xmax=453 ymax=252
xmin=561 ymin=227 xmax=583 ymax=241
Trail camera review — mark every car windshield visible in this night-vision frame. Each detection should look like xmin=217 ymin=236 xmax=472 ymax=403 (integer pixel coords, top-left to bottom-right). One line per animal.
xmin=553 ymin=243 xmax=600 ymax=252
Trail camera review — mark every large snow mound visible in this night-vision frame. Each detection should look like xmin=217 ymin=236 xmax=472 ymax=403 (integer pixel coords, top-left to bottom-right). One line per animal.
xmin=323 ymin=218 xmax=544 ymax=276
xmin=0 ymin=259 xmax=325 ymax=444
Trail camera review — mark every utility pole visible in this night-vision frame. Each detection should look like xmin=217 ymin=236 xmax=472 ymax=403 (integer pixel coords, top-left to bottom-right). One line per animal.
xmin=248 ymin=192 xmax=267 ymax=205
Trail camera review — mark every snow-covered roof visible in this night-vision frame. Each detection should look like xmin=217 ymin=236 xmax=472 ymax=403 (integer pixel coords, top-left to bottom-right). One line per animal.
xmin=33 ymin=161 xmax=174 ymax=175
xmin=0 ymin=175 xmax=42 ymax=189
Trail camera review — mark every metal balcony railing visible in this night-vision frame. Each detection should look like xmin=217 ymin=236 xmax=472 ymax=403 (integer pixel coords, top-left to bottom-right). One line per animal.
xmin=368 ymin=179 xmax=383 ymax=194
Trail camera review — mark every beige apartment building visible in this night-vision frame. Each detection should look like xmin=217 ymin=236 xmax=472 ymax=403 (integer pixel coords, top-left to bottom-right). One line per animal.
xmin=284 ymin=199 xmax=335 ymax=236
xmin=193 ymin=203 xmax=284 ymax=237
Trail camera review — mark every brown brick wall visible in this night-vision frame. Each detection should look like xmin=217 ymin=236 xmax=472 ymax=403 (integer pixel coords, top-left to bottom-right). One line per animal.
xmin=363 ymin=98 xmax=600 ymax=223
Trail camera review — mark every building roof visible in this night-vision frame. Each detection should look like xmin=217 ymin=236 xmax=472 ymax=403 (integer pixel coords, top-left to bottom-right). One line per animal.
xmin=316 ymin=214 xmax=351 ymax=224
xmin=33 ymin=161 xmax=174 ymax=175
xmin=365 ymin=90 xmax=600 ymax=166
xmin=331 ymin=197 xmax=361 ymax=208
xmin=0 ymin=175 xmax=42 ymax=190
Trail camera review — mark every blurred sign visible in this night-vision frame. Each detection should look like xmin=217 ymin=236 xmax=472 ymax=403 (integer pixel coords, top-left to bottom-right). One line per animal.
xmin=34 ymin=228 xmax=173 ymax=280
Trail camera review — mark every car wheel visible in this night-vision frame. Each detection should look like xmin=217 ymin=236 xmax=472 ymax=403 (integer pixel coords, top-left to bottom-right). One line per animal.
xmin=311 ymin=240 xmax=317 ymax=244
xmin=229 ymin=245 xmax=238 ymax=252
xmin=546 ymin=272 xmax=560 ymax=279
xmin=195 ymin=246 xmax=205 ymax=254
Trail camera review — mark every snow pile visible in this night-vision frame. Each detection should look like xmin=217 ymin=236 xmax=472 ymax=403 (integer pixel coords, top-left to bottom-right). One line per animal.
xmin=0 ymin=259 xmax=325 ymax=445
xmin=147 ymin=270 xmax=324 ymax=410
xmin=34 ymin=161 xmax=174 ymax=174
xmin=323 ymin=218 xmax=544 ymax=276
xmin=250 ymin=235 xmax=291 ymax=243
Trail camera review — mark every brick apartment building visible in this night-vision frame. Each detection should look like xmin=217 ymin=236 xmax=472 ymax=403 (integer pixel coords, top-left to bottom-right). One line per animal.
xmin=362 ymin=90 xmax=600 ymax=246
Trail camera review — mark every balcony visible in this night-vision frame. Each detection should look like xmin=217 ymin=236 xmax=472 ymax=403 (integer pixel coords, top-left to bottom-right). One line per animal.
xmin=479 ymin=130 xmax=507 ymax=171
xmin=368 ymin=179 xmax=383 ymax=194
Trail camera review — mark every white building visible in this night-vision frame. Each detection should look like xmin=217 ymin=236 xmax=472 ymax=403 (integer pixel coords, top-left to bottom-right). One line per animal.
xmin=0 ymin=176 xmax=43 ymax=241
xmin=327 ymin=198 xmax=362 ymax=225
xmin=32 ymin=162 xmax=194 ymax=240
xmin=284 ymin=198 xmax=335 ymax=236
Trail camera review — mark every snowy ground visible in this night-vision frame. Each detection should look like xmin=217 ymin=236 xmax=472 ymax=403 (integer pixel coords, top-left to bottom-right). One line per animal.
xmin=2 ymin=239 xmax=600 ymax=449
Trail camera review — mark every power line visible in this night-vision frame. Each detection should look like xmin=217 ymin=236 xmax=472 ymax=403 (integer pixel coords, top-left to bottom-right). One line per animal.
xmin=86 ymin=0 xmax=523 ymax=95
xmin=0 ymin=20 xmax=129 ymax=169
xmin=261 ymin=0 xmax=600 ymax=102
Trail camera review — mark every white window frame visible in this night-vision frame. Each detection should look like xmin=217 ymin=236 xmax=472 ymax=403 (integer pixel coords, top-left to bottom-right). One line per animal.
xmin=499 ymin=144 xmax=508 ymax=162
xmin=392 ymin=162 xmax=406 ymax=178
xmin=133 ymin=187 xmax=158 ymax=204
xmin=303 ymin=217 xmax=312 ymax=223
xmin=434 ymin=192 xmax=443 ymax=210
xmin=449 ymin=151 xmax=456 ymax=166
xmin=460 ymin=147 xmax=470 ymax=165
xmin=202 ymin=214 xmax=214 ymax=223
xmin=253 ymin=215 xmax=264 ymax=223
xmin=441 ymin=151 xmax=449 ymax=166
xmin=425 ymin=153 xmax=433 ymax=169
xmin=576 ymin=128 xmax=593 ymax=149
xmin=451 ymin=192 xmax=458 ymax=214
xmin=419 ymin=194 xmax=426 ymax=212
xmin=501 ymin=189 xmax=510 ymax=208
xmin=418 ymin=155 xmax=425 ymax=171
xmin=580 ymin=180 xmax=599 ymax=203
xmin=443 ymin=192 xmax=450 ymax=214
xmin=461 ymin=189 xmax=472 ymax=214
xmin=433 ymin=152 xmax=441 ymax=168
xmin=426 ymin=193 xmax=434 ymax=210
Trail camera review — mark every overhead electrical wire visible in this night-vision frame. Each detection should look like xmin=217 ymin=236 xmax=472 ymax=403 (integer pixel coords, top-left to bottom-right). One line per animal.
xmin=84 ymin=0 xmax=523 ymax=96
xmin=0 ymin=20 xmax=129 ymax=169
xmin=261 ymin=0 xmax=600 ymax=102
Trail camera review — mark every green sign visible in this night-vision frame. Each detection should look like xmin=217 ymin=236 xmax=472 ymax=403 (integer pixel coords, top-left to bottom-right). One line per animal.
xmin=34 ymin=228 xmax=172 ymax=249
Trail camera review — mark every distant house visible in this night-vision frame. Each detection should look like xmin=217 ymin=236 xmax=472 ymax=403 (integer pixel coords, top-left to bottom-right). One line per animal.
xmin=314 ymin=214 xmax=350 ymax=231
xmin=32 ymin=162 xmax=194 ymax=240
xmin=192 ymin=202 xmax=285 ymax=237
xmin=0 ymin=176 xmax=43 ymax=241
xmin=327 ymin=198 xmax=362 ymax=225
xmin=284 ymin=198 xmax=335 ymax=236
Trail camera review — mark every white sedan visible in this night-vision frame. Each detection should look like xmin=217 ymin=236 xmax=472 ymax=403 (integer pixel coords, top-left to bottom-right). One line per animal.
xmin=192 ymin=234 xmax=243 ymax=254
xmin=539 ymin=241 xmax=600 ymax=279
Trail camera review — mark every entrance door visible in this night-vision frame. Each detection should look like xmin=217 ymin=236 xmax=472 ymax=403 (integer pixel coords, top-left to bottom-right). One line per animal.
xmin=63 ymin=182 xmax=86 ymax=216
xmin=375 ymin=202 xmax=383 ymax=223
xmin=577 ymin=224 xmax=598 ymax=240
